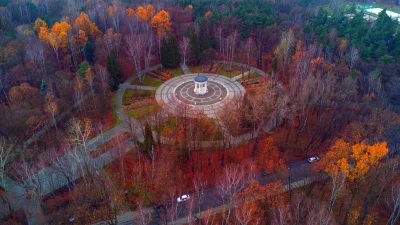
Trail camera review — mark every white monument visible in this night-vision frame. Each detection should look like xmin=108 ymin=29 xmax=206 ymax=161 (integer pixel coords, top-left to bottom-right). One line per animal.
xmin=194 ymin=75 xmax=208 ymax=95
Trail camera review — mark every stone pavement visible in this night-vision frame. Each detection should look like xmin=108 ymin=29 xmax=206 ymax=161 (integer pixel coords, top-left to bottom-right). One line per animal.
xmin=180 ymin=63 xmax=191 ymax=74
xmin=155 ymin=73 xmax=245 ymax=118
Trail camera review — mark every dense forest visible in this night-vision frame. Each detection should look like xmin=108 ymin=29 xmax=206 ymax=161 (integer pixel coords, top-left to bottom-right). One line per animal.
xmin=0 ymin=0 xmax=400 ymax=224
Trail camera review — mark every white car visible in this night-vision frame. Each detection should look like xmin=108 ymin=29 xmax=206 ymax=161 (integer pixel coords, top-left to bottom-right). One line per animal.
xmin=308 ymin=156 xmax=320 ymax=163
xmin=177 ymin=194 xmax=190 ymax=203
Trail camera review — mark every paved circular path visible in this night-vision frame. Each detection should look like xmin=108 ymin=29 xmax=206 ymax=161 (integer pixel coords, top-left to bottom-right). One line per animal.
xmin=155 ymin=73 xmax=245 ymax=118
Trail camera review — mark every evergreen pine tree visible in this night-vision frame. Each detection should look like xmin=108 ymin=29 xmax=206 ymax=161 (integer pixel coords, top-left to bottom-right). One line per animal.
xmin=84 ymin=41 xmax=95 ymax=64
xmin=143 ymin=122 xmax=155 ymax=155
xmin=161 ymin=34 xmax=181 ymax=68
xmin=76 ymin=61 xmax=90 ymax=80
xmin=202 ymin=31 xmax=210 ymax=51
xmin=106 ymin=51 xmax=122 ymax=90
xmin=190 ymin=32 xmax=201 ymax=64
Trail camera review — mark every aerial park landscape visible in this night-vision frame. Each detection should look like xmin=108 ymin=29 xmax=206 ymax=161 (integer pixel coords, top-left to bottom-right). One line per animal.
xmin=0 ymin=0 xmax=400 ymax=224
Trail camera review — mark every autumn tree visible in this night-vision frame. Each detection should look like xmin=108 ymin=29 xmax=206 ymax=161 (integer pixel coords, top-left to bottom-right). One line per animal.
xmin=107 ymin=5 xmax=125 ymax=33
xmin=75 ymin=12 xmax=101 ymax=40
xmin=37 ymin=19 xmax=71 ymax=69
xmin=8 ymin=82 xmax=40 ymax=109
xmin=44 ymin=92 xmax=60 ymax=133
xmin=275 ymin=29 xmax=296 ymax=80
xmin=102 ymin=28 xmax=122 ymax=56
xmin=151 ymin=10 xmax=172 ymax=60
xmin=320 ymin=140 xmax=389 ymax=224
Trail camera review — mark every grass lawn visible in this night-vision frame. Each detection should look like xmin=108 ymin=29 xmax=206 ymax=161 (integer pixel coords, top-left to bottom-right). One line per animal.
xmin=106 ymin=95 xmax=121 ymax=129
xmin=237 ymin=72 xmax=262 ymax=82
xmin=218 ymin=65 xmax=247 ymax=78
xmin=187 ymin=65 xmax=202 ymax=73
xmin=167 ymin=67 xmax=184 ymax=76
xmin=132 ymin=76 xmax=163 ymax=87
xmin=127 ymin=105 xmax=158 ymax=120
xmin=123 ymin=89 xmax=155 ymax=102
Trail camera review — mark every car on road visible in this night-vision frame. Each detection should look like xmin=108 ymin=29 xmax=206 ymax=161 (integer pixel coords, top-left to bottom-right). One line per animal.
xmin=177 ymin=194 xmax=190 ymax=203
xmin=308 ymin=156 xmax=320 ymax=163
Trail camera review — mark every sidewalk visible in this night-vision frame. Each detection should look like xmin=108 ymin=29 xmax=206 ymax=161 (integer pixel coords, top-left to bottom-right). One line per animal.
xmin=180 ymin=63 xmax=191 ymax=74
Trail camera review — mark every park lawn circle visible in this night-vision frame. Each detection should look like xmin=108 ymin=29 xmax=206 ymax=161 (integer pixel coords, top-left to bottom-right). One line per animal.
xmin=236 ymin=72 xmax=262 ymax=82
xmin=131 ymin=75 xmax=163 ymax=87
xmin=122 ymin=89 xmax=156 ymax=102
xmin=166 ymin=67 xmax=184 ymax=76
xmin=127 ymin=105 xmax=158 ymax=120
xmin=187 ymin=65 xmax=202 ymax=73
xmin=218 ymin=65 xmax=248 ymax=78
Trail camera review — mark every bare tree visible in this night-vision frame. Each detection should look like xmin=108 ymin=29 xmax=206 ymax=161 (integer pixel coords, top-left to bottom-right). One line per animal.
xmin=272 ymin=203 xmax=291 ymax=225
xmin=143 ymin=25 xmax=154 ymax=73
xmin=202 ymin=208 xmax=215 ymax=225
xmin=107 ymin=4 xmax=125 ymax=33
xmin=68 ymin=117 xmax=96 ymax=183
xmin=275 ymin=29 xmax=296 ymax=79
xmin=0 ymin=70 xmax=10 ymax=105
xmin=44 ymin=92 xmax=59 ymax=133
xmin=126 ymin=12 xmax=139 ymax=35
xmin=328 ymin=169 xmax=346 ymax=213
xmin=68 ymin=117 xmax=94 ymax=153
xmin=0 ymin=140 xmax=14 ymax=217
xmin=95 ymin=64 xmax=111 ymax=101
xmin=13 ymin=157 xmax=47 ymax=212
xmin=387 ymin=183 xmax=400 ymax=225
xmin=179 ymin=36 xmax=190 ymax=65
xmin=136 ymin=201 xmax=152 ymax=225
xmin=349 ymin=45 xmax=359 ymax=70
xmin=244 ymin=37 xmax=255 ymax=74
xmin=25 ymin=37 xmax=46 ymax=76
xmin=216 ymin=26 xmax=223 ymax=57
xmin=0 ymin=139 xmax=12 ymax=187
xmin=125 ymin=34 xmax=144 ymax=83
xmin=225 ymin=30 xmax=238 ymax=70
xmin=193 ymin=175 xmax=207 ymax=221
xmin=46 ymin=148 xmax=77 ymax=197
xmin=217 ymin=162 xmax=254 ymax=225
xmin=102 ymin=28 xmax=122 ymax=55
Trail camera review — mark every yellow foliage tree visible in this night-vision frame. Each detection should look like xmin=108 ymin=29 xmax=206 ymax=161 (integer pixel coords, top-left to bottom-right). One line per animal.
xmin=49 ymin=21 xmax=71 ymax=51
xmin=126 ymin=7 xmax=135 ymax=16
xmin=75 ymin=12 xmax=101 ymax=39
xmin=151 ymin=10 xmax=172 ymax=36
xmin=34 ymin=18 xmax=47 ymax=33
xmin=204 ymin=10 xmax=212 ymax=19
xmin=136 ymin=6 xmax=149 ymax=22
xmin=322 ymin=140 xmax=388 ymax=181
xmin=146 ymin=4 xmax=155 ymax=18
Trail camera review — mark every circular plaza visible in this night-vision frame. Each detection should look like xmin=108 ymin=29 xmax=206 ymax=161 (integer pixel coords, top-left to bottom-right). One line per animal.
xmin=155 ymin=73 xmax=245 ymax=118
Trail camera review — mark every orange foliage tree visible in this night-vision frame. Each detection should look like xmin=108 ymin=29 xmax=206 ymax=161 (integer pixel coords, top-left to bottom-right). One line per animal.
xmin=151 ymin=10 xmax=172 ymax=36
xmin=320 ymin=139 xmax=389 ymax=223
xmin=74 ymin=12 xmax=101 ymax=40
xmin=36 ymin=18 xmax=71 ymax=68
xmin=151 ymin=10 xmax=172 ymax=60
xmin=322 ymin=140 xmax=388 ymax=181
